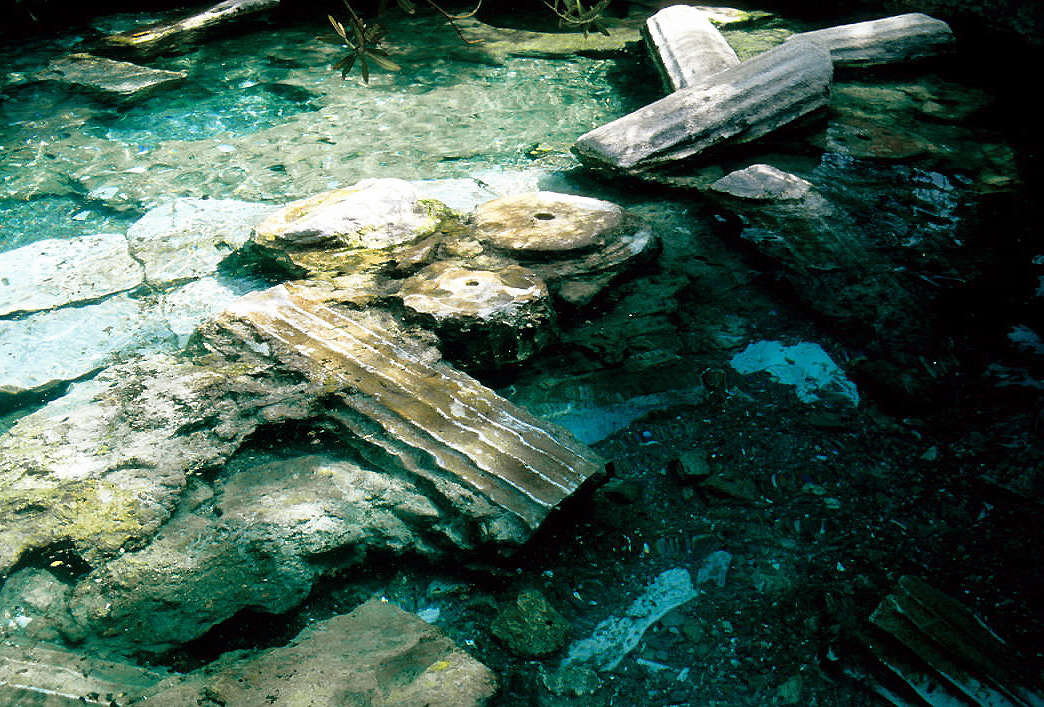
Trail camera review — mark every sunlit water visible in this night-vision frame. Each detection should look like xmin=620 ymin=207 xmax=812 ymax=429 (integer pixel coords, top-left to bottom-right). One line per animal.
xmin=1 ymin=8 xmax=1039 ymax=703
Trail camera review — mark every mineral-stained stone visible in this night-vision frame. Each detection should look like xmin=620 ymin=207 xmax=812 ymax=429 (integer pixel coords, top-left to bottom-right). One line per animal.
xmin=144 ymin=600 xmax=497 ymax=706
xmin=0 ymin=279 xmax=603 ymax=654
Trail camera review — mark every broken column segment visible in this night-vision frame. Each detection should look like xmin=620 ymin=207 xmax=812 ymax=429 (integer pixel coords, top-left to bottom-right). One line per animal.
xmin=204 ymin=284 xmax=605 ymax=544
xmin=786 ymin=13 xmax=955 ymax=67
xmin=859 ymin=576 xmax=1044 ymax=705
xmin=643 ymin=5 xmax=740 ymax=92
xmin=574 ymin=38 xmax=832 ymax=171
xmin=398 ymin=261 xmax=557 ymax=368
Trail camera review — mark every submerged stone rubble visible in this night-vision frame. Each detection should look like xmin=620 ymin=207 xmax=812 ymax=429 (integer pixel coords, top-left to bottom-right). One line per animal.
xmin=0 ymin=178 xmax=663 ymax=657
xmin=0 ymin=3 xmax=1040 ymax=705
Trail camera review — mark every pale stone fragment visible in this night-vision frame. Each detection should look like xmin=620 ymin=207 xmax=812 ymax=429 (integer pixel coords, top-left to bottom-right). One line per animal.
xmin=786 ymin=13 xmax=955 ymax=66
xmin=709 ymin=163 xmax=813 ymax=200
xmin=0 ymin=233 xmax=142 ymax=317
xmin=43 ymin=53 xmax=186 ymax=103
xmin=574 ymin=39 xmax=832 ymax=171
xmin=254 ymin=177 xmax=442 ymax=251
xmin=127 ymin=198 xmax=276 ymax=286
xmin=644 ymin=5 xmax=740 ymax=91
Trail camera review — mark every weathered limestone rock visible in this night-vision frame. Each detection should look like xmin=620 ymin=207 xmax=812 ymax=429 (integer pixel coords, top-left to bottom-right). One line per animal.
xmin=786 ymin=13 xmax=955 ymax=67
xmin=399 ymin=262 xmax=556 ymax=367
xmin=126 ymin=198 xmax=277 ymax=286
xmin=574 ymin=39 xmax=832 ymax=171
xmin=252 ymin=177 xmax=447 ymax=274
xmin=0 ymin=295 xmax=170 ymax=397
xmin=643 ymin=5 xmax=740 ymax=92
xmin=0 ymin=234 xmax=142 ymax=317
xmin=42 ymin=54 xmax=186 ymax=103
xmin=0 ymin=569 xmax=73 ymax=644
xmin=144 ymin=600 xmax=497 ymax=706
xmin=102 ymin=0 xmax=280 ymax=57
xmin=470 ymin=192 xmax=657 ymax=305
xmin=1 ymin=279 xmax=602 ymax=653
xmin=709 ymin=164 xmax=812 ymax=200
xmin=65 ymin=455 xmax=443 ymax=653
xmin=0 ymin=643 xmax=166 ymax=705
xmin=0 ymin=349 xmax=320 ymax=576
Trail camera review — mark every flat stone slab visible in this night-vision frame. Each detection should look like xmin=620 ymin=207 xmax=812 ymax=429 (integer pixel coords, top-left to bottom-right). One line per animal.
xmin=644 ymin=5 xmax=740 ymax=91
xmin=709 ymin=163 xmax=813 ymax=200
xmin=454 ymin=17 xmax=643 ymax=64
xmin=145 ymin=600 xmax=496 ymax=705
xmin=400 ymin=262 xmax=549 ymax=321
xmin=0 ymin=275 xmax=254 ymax=399
xmin=126 ymin=198 xmax=277 ymax=286
xmin=42 ymin=54 xmax=186 ymax=103
xmin=0 ymin=233 xmax=142 ymax=317
xmin=102 ymin=0 xmax=280 ymax=57
xmin=786 ymin=13 xmax=955 ymax=67
xmin=0 ymin=294 xmax=167 ymax=396
xmin=574 ymin=39 xmax=833 ymax=171
xmin=473 ymin=191 xmax=625 ymax=253
xmin=0 ymin=644 xmax=166 ymax=705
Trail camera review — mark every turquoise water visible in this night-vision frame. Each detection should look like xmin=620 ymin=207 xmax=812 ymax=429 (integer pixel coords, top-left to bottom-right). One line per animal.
xmin=1 ymin=7 xmax=1041 ymax=706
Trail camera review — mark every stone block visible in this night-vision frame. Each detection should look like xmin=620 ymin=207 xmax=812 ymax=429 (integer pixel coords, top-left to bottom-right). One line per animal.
xmin=574 ymin=39 xmax=832 ymax=171
xmin=643 ymin=5 xmax=740 ymax=91
xmin=786 ymin=13 xmax=955 ymax=67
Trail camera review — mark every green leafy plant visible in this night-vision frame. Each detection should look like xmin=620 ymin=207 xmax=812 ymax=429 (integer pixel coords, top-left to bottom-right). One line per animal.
xmin=328 ymin=1 xmax=401 ymax=83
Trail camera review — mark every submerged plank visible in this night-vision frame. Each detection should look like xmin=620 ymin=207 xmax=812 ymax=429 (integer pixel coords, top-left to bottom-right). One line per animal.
xmin=102 ymin=0 xmax=279 ymax=56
